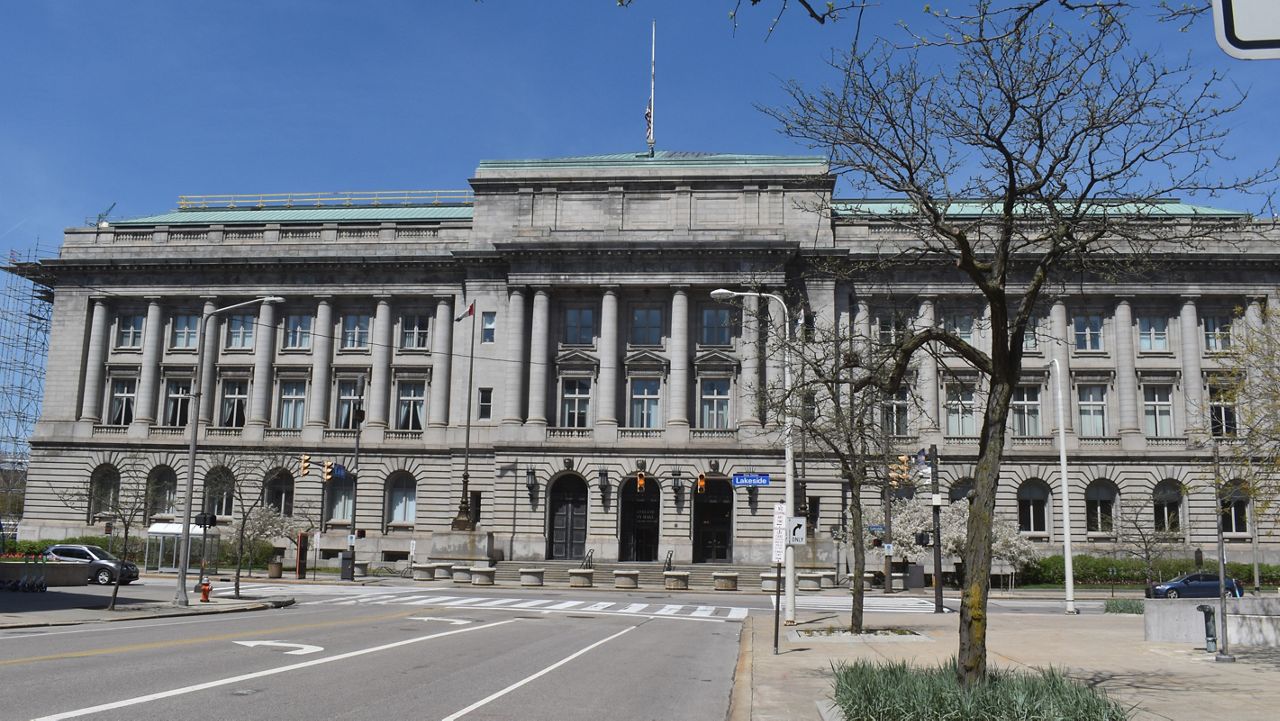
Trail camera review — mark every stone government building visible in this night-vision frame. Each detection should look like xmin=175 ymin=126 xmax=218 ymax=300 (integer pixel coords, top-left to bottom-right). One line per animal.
xmin=14 ymin=151 xmax=1280 ymax=570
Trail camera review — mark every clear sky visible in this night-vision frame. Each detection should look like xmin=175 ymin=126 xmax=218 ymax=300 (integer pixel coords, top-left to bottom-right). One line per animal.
xmin=1 ymin=1 xmax=1275 ymax=257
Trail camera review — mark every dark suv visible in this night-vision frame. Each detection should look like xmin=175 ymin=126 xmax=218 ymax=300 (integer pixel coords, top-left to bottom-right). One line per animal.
xmin=43 ymin=544 xmax=139 ymax=585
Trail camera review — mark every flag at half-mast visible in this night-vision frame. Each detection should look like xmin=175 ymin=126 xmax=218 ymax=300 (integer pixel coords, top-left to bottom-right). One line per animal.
xmin=454 ymin=301 xmax=475 ymax=322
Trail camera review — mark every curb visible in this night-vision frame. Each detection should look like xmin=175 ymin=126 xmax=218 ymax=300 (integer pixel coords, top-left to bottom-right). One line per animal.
xmin=0 ymin=596 xmax=293 ymax=630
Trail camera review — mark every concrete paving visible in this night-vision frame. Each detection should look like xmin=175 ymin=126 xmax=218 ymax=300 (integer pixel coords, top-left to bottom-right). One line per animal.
xmin=0 ymin=578 xmax=285 ymax=628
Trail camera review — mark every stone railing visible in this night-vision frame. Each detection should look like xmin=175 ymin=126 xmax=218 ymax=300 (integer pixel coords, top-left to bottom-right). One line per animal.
xmin=93 ymin=425 xmax=127 ymax=435
xmin=265 ymin=428 xmax=301 ymax=439
xmin=691 ymin=429 xmax=735 ymax=440
xmin=324 ymin=429 xmax=358 ymax=441
xmin=619 ymin=428 xmax=663 ymax=439
xmin=150 ymin=427 xmax=186 ymax=437
xmin=547 ymin=428 xmax=592 ymax=439
xmin=1079 ymin=436 xmax=1120 ymax=447
xmin=1010 ymin=436 xmax=1053 ymax=447
xmin=1147 ymin=437 xmax=1185 ymax=448
xmin=384 ymin=430 xmax=423 ymax=441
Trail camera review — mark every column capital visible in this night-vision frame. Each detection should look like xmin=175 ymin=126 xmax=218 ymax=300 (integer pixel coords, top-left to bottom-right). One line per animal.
xmin=1180 ymin=294 xmax=1201 ymax=302
xmin=143 ymin=295 xmax=163 ymax=302
xmin=373 ymin=294 xmax=392 ymax=301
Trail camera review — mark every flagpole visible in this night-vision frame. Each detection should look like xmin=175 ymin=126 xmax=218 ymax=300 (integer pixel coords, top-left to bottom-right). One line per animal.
xmin=452 ymin=301 xmax=478 ymax=531
xmin=647 ymin=19 xmax=655 ymax=157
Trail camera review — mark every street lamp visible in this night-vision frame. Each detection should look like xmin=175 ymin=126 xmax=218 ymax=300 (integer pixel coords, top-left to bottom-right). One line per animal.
xmin=710 ymin=288 xmax=796 ymax=625
xmin=173 ymin=295 xmax=283 ymax=607
xmin=1048 ymin=358 xmax=1078 ymax=615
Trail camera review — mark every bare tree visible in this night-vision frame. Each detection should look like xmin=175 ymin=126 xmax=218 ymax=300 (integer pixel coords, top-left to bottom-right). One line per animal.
xmin=766 ymin=0 xmax=1275 ymax=683
xmin=57 ymin=453 xmax=151 ymax=610
xmin=1114 ymin=495 xmax=1183 ymax=584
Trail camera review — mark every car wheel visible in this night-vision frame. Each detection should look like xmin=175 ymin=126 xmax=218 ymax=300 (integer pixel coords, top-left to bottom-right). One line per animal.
xmin=1166 ymin=589 xmax=1179 ymax=599
xmin=95 ymin=568 xmax=113 ymax=585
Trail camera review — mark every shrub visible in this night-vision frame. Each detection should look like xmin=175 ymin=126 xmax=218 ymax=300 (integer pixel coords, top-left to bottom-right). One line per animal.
xmin=831 ymin=658 xmax=1131 ymax=720
xmin=1104 ymin=599 xmax=1145 ymax=615
xmin=1022 ymin=555 xmax=1280 ymax=586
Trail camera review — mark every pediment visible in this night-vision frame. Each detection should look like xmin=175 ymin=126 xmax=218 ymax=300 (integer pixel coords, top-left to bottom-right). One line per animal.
xmin=624 ymin=349 xmax=670 ymax=374
xmin=693 ymin=349 xmax=739 ymax=373
xmin=556 ymin=349 xmax=599 ymax=372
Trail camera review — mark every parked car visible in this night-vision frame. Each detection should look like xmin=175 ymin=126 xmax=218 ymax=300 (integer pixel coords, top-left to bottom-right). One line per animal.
xmin=43 ymin=544 xmax=139 ymax=585
xmin=1146 ymin=572 xmax=1243 ymax=599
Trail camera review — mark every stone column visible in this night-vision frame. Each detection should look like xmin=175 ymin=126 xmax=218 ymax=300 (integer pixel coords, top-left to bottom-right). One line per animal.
xmin=132 ymin=297 xmax=165 ymax=427
xmin=307 ymin=297 xmax=333 ymax=427
xmin=198 ymin=298 xmax=220 ymax=425
xmin=916 ymin=297 xmax=939 ymax=432
xmin=1049 ymin=299 xmax=1073 ymax=434
xmin=1114 ymin=298 xmax=1141 ymax=446
xmin=667 ymin=287 xmax=690 ymax=428
xmin=367 ymin=296 xmax=392 ymax=428
xmin=527 ymin=289 xmax=550 ymax=426
xmin=738 ymin=294 xmax=761 ymax=427
xmin=1179 ymin=296 xmax=1205 ymax=434
xmin=428 ymin=296 xmax=455 ymax=428
xmin=503 ymin=287 xmax=527 ymax=425
xmin=247 ymin=300 xmax=278 ymax=427
xmin=763 ymin=295 xmax=785 ymax=425
xmin=854 ymin=298 xmax=872 ymax=363
xmin=597 ymin=287 xmax=619 ymax=428
xmin=79 ymin=297 xmax=110 ymax=422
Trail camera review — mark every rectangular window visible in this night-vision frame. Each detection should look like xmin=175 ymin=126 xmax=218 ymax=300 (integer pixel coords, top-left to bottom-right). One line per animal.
xmin=881 ymin=387 xmax=909 ymax=436
xmin=944 ymin=312 xmax=973 ymax=342
xmin=878 ymin=317 xmax=907 ymax=346
xmin=630 ymin=307 xmax=663 ymax=346
xmin=560 ymin=378 xmax=592 ymax=427
xmin=396 ymin=381 xmax=425 ymax=431
xmin=477 ymin=387 xmax=493 ymax=420
xmin=283 ymin=315 xmax=313 ymax=350
xmin=1143 ymin=384 xmax=1174 ymax=437
xmin=563 ymin=307 xmax=595 ymax=345
xmin=277 ymin=380 xmax=307 ymax=429
xmin=1018 ymin=497 xmax=1047 ymax=533
xmin=170 ymin=314 xmax=199 ymax=350
xmin=1209 ymin=385 xmax=1237 ymax=437
xmin=700 ymin=308 xmax=732 ymax=346
xmin=945 ymin=386 xmax=976 ymax=437
xmin=1010 ymin=386 xmax=1041 ymax=436
xmin=116 ymin=314 xmax=145 ymax=349
xmin=699 ymin=378 xmax=731 ymax=429
xmin=219 ymin=379 xmax=248 ymax=428
xmin=1023 ymin=316 xmax=1040 ymax=351
xmin=629 ymin=378 xmax=661 ymax=428
xmin=1204 ymin=316 xmax=1232 ymax=352
xmin=1138 ymin=317 xmax=1168 ymax=351
xmin=107 ymin=378 xmax=136 ymax=425
xmin=335 ymin=379 xmax=365 ymax=429
xmin=1073 ymin=314 xmax=1103 ymax=351
xmin=400 ymin=314 xmax=430 ymax=350
xmin=225 ymin=314 xmax=255 ymax=350
xmin=341 ymin=314 xmax=371 ymax=350
xmin=1087 ymin=497 xmax=1115 ymax=534
xmin=480 ymin=312 xmax=496 ymax=344
xmin=1078 ymin=384 xmax=1108 ymax=436
xmin=163 ymin=379 xmax=191 ymax=427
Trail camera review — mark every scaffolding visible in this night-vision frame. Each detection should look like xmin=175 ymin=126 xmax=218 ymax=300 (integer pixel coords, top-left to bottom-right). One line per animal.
xmin=0 ymin=244 xmax=53 ymax=540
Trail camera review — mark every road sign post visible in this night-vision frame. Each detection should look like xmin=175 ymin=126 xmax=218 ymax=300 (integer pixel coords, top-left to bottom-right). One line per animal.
xmin=772 ymin=504 xmax=785 ymax=655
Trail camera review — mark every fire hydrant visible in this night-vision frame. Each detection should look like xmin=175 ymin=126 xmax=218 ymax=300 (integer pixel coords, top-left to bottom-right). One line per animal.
xmin=199 ymin=577 xmax=211 ymax=603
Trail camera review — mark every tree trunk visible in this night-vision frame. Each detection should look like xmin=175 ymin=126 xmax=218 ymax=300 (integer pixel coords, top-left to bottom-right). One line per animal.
xmin=234 ymin=522 xmax=246 ymax=599
xmin=848 ymin=491 xmax=866 ymax=633
xmin=108 ymin=526 xmax=127 ymax=611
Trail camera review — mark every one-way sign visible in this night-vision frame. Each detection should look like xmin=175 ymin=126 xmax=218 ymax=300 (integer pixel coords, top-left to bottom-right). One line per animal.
xmin=787 ymin=517 xmax=806 ymax=545
xmin=1213 ymin=0 xmax=1280 ymax=59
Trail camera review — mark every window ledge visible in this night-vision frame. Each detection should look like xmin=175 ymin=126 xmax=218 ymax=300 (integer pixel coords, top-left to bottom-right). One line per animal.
xmin=1020 ymin=532 xmax=1050 ymax=541
xmin=167 ymin=347 xmax=198 ymax=354
xmin=1223 ymin=532 xmax=1253 ymax=542
xmin=1137 ymin=350 xmax=1175 ymax=358
xmin=1086 ymin=532 xmax=1117 ymax=541
xmin=1072 ymin=350 xmax=1109 ymax=357
xmin=385 ymin=523 xmax=415 ymax=530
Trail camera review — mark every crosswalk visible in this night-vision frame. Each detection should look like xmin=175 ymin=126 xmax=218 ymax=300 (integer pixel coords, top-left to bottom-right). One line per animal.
xmin=775 ymin=595 xmax=953 ymax=614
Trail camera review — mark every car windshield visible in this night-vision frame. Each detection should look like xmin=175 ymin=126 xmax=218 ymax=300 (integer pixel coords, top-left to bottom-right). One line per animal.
xmin=85 ymin=546 xmax=118 ymax=561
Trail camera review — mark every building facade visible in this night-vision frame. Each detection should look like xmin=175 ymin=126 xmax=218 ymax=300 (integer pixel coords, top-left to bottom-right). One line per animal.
xmin=16 ymin=152 xmax=1280 ymax=569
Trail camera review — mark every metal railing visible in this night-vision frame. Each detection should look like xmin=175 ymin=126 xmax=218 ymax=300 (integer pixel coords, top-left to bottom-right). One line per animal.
xmin=177 ymin=189 xmax=474 ymax=209
xmin=579 ymin=549 xmax=594 ymax=569
xmin=663 ymin=549 xmax=674 ymax=572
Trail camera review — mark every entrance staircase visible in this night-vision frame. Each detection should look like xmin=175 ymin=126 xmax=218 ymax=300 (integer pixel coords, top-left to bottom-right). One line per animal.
xmin=491 ymin=560 xmax=775 ymax=590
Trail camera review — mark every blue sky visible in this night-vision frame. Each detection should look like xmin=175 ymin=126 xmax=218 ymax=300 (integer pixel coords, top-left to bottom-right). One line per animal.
xmin=1 ymin=1 xmax=1275 ymax=257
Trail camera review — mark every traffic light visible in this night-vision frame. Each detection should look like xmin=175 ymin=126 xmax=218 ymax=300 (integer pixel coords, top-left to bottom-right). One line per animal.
xmin=323 ymin=460 xmax=334 ymax=483
xmin=915 ymin=532 xmax=932 ymax=547
xmin=888 ymin=454 xmax=913 ymax=487
xmin=300 ymin=454 xmax=311 ymax=476
xmin=636 ymin=471 xmax=645 ymax=493
xmin=696 ymin=473 xmax=706 ymax=494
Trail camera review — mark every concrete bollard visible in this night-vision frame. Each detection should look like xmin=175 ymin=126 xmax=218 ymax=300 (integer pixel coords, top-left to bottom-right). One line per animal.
xmin=471 ymin=566 xmax=495 ymax=586
xmin=432 ymin=562 xmax=454 ymax=581
xmin=411 ymin=564 xmax=434 ymax=581
xmin=798 ymin=573 xmax=823 ymax=592
xmin=568 ymin=569 xmax=594 ymax=588
xmin=713 ymin=572 xmax=739 ymax=591
xmin=614 ymin=570 xmax=640 ymax=589
xmin=519 ymin=568 xmax=545 ymax=586
xmin=451 ymin=565 xmax=473 ymax=584
xmin=664 ymin=571 xmax=690 ymax=590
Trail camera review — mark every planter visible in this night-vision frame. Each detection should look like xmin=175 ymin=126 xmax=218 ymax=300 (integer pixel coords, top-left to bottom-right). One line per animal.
xmin=614 ymin=570 xmax=640 ymax=589
xmin=568 ymin=569 xmax=594 ymax=588
xmin=820 ymin=571 xmax=836 ymax=589
xmin=519 ymin=568 xmax=545 ymax=586
xmin=353 ymin=561 xmax=369 ymax=578
xmin=664 ymin=571 xmax=690 ymax=590
xmin=267 ymin=561 xmax=283 ymax=579
xmin=713 ymin=572 xmax=739 ymax=591
xmin=798 ymin=573 xmax=823 ymax=592
xmin=451 ymin=565 xmax=473 ymax=584
xmin=471 ymin=566 xmax=495 ymax=586
xmin=432 ymin=562 xmax=454 ymax=581
xmin=411 ymin=564 xmax=435 ymax=581
xmin=761 ymin=572 xmax=785 ymax=592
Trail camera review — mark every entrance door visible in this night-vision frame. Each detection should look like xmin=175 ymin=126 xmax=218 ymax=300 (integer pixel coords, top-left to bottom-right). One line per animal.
xmin=547 ymin=476 xmax=588 ymax=560
xmin=619 ymin=477 xmax=660 ymax=562
xmin=693 ymin=478 xmax=733 ymax=563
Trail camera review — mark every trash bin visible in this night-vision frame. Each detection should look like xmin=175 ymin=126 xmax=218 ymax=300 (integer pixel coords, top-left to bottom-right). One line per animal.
xmin=267 ymin=561 xmax=283 ymax=579
xmin=1196 ymin=604 xmax=1217 ymax=653
xmin=339 ymin=551 xmax=355 ymax=581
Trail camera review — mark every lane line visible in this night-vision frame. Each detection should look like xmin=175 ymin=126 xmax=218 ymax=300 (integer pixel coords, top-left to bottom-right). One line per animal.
xmin=439 ymin=624 xmax=637 ymax=721
xmin=30 ymin=619 xmax=520 ymax=721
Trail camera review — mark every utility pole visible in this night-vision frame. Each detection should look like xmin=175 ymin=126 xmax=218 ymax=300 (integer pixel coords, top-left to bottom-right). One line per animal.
xmin=930 ymin=444 xmax=944 ymax=613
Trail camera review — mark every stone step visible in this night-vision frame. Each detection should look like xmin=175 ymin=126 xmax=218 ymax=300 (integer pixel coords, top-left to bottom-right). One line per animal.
xmin=488 ymin=560 xmax=778 ymax=588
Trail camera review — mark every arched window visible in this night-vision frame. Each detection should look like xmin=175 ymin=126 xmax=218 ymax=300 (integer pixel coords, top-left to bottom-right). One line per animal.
xmin=327 ymin=474 xmax=354 ymax=523
xmin=88 ymin=464 xmax=120 ymax=523
xmin=265 ymin=469 xmax=294 ymax=516
xmin=949 ymin=478 xmax=974 ymax=503
xmin=1153 ymin=479 xmax=1182 ymax=533
xmin=385 ymin=472 xmax=417 ymax=526
xmin=146 ymin=465 xmax=178 ymax=521
xmin=1017 ymin=479 xmax=1051 ymax=534
xmin=204 ymin=466 xmax=236 ymax=517
xmin=1221 ymin=479 xmax=1250 ymax=534
xmin=1085 ymin=479 xmax=1118 ymax=534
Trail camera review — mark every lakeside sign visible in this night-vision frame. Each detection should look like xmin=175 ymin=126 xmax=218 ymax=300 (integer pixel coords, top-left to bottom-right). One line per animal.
xmin=732 ymin=472 xmax=771 ymax=487
xmin=1213 ymin=0 xmax=1280 ymax=59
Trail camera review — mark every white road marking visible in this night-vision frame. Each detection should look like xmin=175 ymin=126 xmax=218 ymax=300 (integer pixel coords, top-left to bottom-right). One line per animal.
xmin=545 ymin=600 xmax=583 ymax=610
xmin=618 ymin=603 xmax=649 ymax=614
xmin=472 ymin=598 xmax=522 ymax=607
xmin=233 ymin=640 xmax=323 ymax=655
xmin=439 ymin=625 xmax=637 ymax=721
xmin=510 ymin=599 xmax=554 ymax=608
xmin=405 ymin=596 xmax=461 ymax=605
xmin=31 ymin=619 xmax=520 ymax=721
xmin=654 ymin=604 xmax=683 ymax=615
xmin=691 ymin=606 xmax=715 ymax=617
xmin=436 ymin=597 xmax=487 ymax=606
xmin=582 ymin=602 xmax=615 ymax=612
xmin=409 ymin=617 xmax=473 ymax=625
xmin=727 ymin=607 xmax=750 ymax=620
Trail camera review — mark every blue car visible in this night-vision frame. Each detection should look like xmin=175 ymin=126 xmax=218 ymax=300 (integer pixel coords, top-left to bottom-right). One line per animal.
xmin=1146 ymin=572 xmax=1243 ymax=599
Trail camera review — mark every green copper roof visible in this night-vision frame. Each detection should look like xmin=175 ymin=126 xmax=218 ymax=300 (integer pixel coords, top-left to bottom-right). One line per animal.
xmin=111 ymin=205 xmax=474 ymax=227
xmin=477 ymin=150 xmax=828 ymax=169
xmin=831 ymin=199 xmax=1247 ymax=218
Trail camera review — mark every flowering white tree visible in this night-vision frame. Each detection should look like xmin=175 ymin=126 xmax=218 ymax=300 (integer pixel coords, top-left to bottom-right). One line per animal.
xmin=870 ymin=496 xmax=1039 ymax=572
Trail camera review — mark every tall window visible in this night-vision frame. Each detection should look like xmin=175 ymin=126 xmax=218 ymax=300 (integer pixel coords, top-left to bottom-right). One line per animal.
xmin=116 ymin=314 xmax=145 ymax=349
xmin=1023 ymin=316 xmax=1040 ymax=351
xmin=560 ymin=378 xmax=592 ymax=427
xmin=163 ymin=379 xmax=191 ymax=427
xmin=878 ymin=317 xmax=907 ymax=346
xmin=400 ymin=314 xmax=430 ymax=350
xmin=945 ymin=386 xmax=976 ymax=436
xmin=629 ymin=378 xmax=661 ymax=428
xmin=396 ymin=381 xmax=425 ymax=431
xmin=326 ymin=476 xmax=353 ymax=522
xmin=1209 ymin=385 xmax=1237 ymax=437
xmin=1017 ymin=480 xmax=1050 ymax=533
xmin=335 ymin=379 xmax=364 ymax=429
xmin=700 ymin=308 xmax=732 ymax=346
xmin=341 ymin=314 xmax=371 ymax=350
xmin=477 ymin=387 xmax=493 ymax=420
xmin=944 ymin=312 xmax=974 ymax=342
xmin=1143 ymin=384 xmax=1174 ymax=437
xmin=1073 ymin=313 xmax=1103 ymax=350
xmin=1138 ymin=317 xmax=1168 ymax=351
xmin=147 ymin=466 xmax=177 ymax=520
xmin=225 ymin=314 xmax=255 ymax=350
xmin=107 ymin=378 xmax=136 ymax=425
xmin=699 ymin=378 xmax=731 ymax=429
xmin=283 ymin=315 xmax=312 ymax=350
xmin=480 ymin=311 xmax=496 ymax=344
xmin=881 ymin=387 xmax=909 ymax=436
xmin=631 ymin=307 xmax=663 ymax=346
xmin=265 ymin=471 xmax=294 ymax=516
xmin=88 ymin=465 xmax=120 ymax=523
xmin=204 ymin=467 xmax=235 ymax=517
xmin=1204 ymin=315 xmax=1232 ymax=351
xmin=386 ymin=473 xmax=417 ymax=525
xmin=1085 ymin=480 xmax=1117 ymax=534
xmin=1153 ymin=479 xmax=1182 ymax=533
xmin=219 ymin=379 xmax=248 ymax=428
xmin=563 ymin=307 xmax=595 ymax=345
xmin=1221 ymin=480 xmax=1249 ymax=534
xmin=1078 ymin=384 xmax=1107 ymax=436
xmin=277 ymin=380 xmax=307 ymax=429
xmin=1010 ymin=386 xmax=1041 ymax=436
xmin=170 ymin=314 xmax=199 ymax=350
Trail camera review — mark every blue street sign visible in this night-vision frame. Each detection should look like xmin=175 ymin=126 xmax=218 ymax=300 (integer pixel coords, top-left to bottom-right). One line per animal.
xmin=731 ymin=473 xmax=771 ymax=487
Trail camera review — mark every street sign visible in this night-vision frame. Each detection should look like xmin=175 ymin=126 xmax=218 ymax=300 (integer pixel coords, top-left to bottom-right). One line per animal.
xmin=868 ymin=524 xmax=885 ymax=534
xmin=347 ymin=534 xmax=356 ymax=547
xmin=771 ymin=504 xmax=786 ymax=563
xmin=409 ymin=540 xmax=417 ymax=560
xmin=787 ymin=517 xmax=806 ymax=545
xmin=883 ymin=542 xmax=895 ymax=557
xmin=1213 ymin=1 xmax=1280 ymax=59
xmin=732 ymin=472 xmax=771 ymax=487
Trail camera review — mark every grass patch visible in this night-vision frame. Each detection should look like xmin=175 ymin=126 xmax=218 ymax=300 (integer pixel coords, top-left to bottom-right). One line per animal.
xmin=831 ymin=658 xmax=1131 ymax=720
xmin=1103 ymin=599 xmax=1145 ymax=615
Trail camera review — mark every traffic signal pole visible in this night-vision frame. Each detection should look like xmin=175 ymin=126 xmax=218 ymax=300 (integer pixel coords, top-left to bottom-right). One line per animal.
xmin=930 ymin=444 xmax=944 ymax=613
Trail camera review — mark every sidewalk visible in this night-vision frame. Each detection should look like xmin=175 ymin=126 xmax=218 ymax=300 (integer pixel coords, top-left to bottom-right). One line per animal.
xmin=731 ymin=600 xmax=1280 ymax=721
xmin=0 ymin=583 xmax=289 ymax=629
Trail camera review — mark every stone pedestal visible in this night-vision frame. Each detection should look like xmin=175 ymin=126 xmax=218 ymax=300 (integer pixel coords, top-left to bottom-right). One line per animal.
xmin=520 ymin=568 xmax=545 ymax=586
xmin=452 ymin=565 xmax=473 ymax=584
xmin=664 ymin=571 xmax=690 ymax=590
xmin=713 ymin=572 xmax=739 ymax=591
xmin=431 ymin=562 xmax=454 ymax=581
xmin=798 ymin=573 xmax=823 ymax=592
xmin=471 ymin=566 xmax=495 ymax=586
xmin=761 ymin=572 xmax=785 ymax=592
xmin=411 ymin=564 xmax=434 ymax=581
xmin=614 ymin=570 xmax=639 ymax=589
xmin=568 ymin=569 xmax=593 ymax=588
